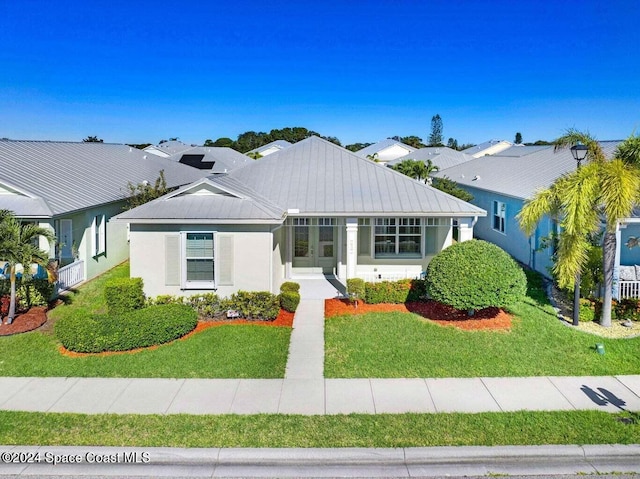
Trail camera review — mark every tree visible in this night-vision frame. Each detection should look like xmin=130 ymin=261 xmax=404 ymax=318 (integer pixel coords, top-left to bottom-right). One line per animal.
xmin=392 ymin=159 xmax=439 ymax=183
xmin=428 ymin=114 xmax=444 ymax=146
xmin=518 ymin=130 xmax=640 ymax=327
xmin=447 ymin=138 xmax=458 ymax=149
xmin=82 ymin=136 xmax=103 ymax=143
xmin=515 ymin=132 xmax=523 ymax=144
xmin=204 ymin=137 xmax=234 ymax=148
xmin=125 ymin=170 xmax=170 ymax=210
xmin=345 ymin=142 xmax=373 ymax=152
xmin=0 ymin=210 xmax=55 ymax=324
xmin=399 ymin=136 xmax=424 ymax=148
xmin=431 ymin=176 xmax=474 ymax=202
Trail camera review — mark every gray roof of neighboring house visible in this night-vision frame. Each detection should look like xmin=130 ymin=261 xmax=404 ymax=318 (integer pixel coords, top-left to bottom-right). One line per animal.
xmin=493 ymin=145 xmax=551 ymax=157
xmin=145 ymin=140 xmax=194 ymax=156
xmin=386 ymin=147 xmax=475 ymax=171
xmin=355 ymin=139 xmax=417 ymax=159
xmin=462 ymin=139 xmax=512 ymax=156
xmin=0 ymin=140 xmax=205 ymax=217
xmin=434 ymin=141 xmax=622 ymax=200
xmin=169 ymin=146 xmax=252 ymax=173
xmin=247 ymin=140 xmax=292 ymax=155
xmin=116 ymin=176 xmax=285 ymax=223
xmin=230 ymin=136 xmax=485 ymax=216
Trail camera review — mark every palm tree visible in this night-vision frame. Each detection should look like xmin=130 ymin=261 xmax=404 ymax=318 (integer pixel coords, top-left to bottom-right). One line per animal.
xmin=392 ymin=159 xmax=439 ymax=183
xmin=518 ymin=131 xmax=640 ymax=327
xmin=0 ymin=210 xmax=55 ymax=324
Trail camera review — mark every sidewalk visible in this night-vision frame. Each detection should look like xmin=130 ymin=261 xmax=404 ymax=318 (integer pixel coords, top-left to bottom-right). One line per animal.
xmin=0 ymin=375 xmax=639 ymax=415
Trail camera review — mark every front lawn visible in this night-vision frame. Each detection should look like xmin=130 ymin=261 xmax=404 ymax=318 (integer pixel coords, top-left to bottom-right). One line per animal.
xmin=0 ymin=262 xmax=290 ymax=378
xmin=0 ymin=410 xmax=637 ymax=447
xmin=325 ymin=272 xmax=640 ymax=377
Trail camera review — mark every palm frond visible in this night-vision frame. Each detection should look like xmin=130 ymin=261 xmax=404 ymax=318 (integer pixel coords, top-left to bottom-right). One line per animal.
xmin=517 ymin=187 xmax=558 ymax=236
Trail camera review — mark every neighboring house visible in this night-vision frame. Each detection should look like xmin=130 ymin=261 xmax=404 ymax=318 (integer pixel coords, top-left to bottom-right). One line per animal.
xmin=433 ymin=141 xmax=622 ymax=279
xmin=117 ymin=136 xmax=486 ymax=299
xmin=0 ymin=140 xmax=204 ymax=290
xmin=143 ymin=140 xmax=195 ymax=158
xmin=614 ymin=212 xmax=640 ymax=299
xmin=246 ymin=140 xmax=292 ymax=157
xmin=386 ymin=147 xmax=474 ymax=172
xmin=462 ymin=139 xmax=513 ymax=158
xmin=168 ymin=146 xmax=252 ymax=173
xmin=355 ymin=139 xmax=417 ymax=164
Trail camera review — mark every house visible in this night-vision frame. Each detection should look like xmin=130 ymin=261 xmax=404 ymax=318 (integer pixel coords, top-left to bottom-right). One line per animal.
xmin=355 ymin=139 xmax=417 ymax=164
xmin=432 ymin=142 xmax=623 ymax=279
xmin=0 ymin=140 xmax=204 ymax=290
xmin=386 ymin=147 xmax=474 ymax=172
xmin=117 ymin=136 xmax=486 ymax=298
xmin=246 ymin=140 xmax=292 ymax=157
xmin=462 ymin=139 xmax=513 ymax=158
xmin=143 ymin=140 xmax=195 ymax=158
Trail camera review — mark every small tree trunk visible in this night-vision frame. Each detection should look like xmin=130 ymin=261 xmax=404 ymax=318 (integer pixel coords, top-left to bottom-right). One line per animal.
xmin=7 ymin=267 xmax=16 ymax=325
xmin=600 ymin=231 xmax=616 ymax=328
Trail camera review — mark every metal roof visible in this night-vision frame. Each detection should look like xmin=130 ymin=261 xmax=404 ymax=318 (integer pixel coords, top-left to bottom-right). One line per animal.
xmin=116 ymin=176 xmax=284 ymax=223
xmin=0 ymin=140 xmax=205 ymax=217
xmin=168 ymin=146 xmax=252 ymax=173
xmin=145 ymin=140 xmax=194 ymax=156
xmin=386 ymin=147 xmax=475 ymax=171
xmin=230 ymin=136 xmax=485 ymax=217
xmin=462 ymin=139 xmax=513 ymax=158
xmin=354 ymin=139 xmax=417 ymax=159
xmin=434 ymin=141 xmax=623 ymax=200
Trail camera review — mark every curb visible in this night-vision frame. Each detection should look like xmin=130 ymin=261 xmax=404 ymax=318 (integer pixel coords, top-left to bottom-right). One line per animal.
xmin=2 ymin=444 xmax=640 ymax=476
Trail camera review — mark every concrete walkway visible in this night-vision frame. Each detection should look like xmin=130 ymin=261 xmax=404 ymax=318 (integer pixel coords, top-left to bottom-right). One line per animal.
xmin=1 ymin=375 xmax=639 ymax=415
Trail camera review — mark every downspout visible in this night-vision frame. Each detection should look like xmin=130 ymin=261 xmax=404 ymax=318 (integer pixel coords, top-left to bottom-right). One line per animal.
xmin=269 ymin=222 xmax=285 ymax=294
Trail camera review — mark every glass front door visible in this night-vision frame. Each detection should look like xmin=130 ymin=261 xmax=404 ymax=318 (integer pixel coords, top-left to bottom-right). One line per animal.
xmin=292 ymin=218 xmax=336 ymax=273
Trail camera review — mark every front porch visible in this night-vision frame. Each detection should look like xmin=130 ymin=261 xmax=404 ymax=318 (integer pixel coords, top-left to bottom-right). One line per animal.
xmin=281 ymin=215 xmax=476 ymax=283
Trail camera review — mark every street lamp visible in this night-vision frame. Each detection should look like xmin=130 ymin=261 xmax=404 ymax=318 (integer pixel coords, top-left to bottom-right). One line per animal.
xmin=570 ymin=144 xmax=589 ymax=326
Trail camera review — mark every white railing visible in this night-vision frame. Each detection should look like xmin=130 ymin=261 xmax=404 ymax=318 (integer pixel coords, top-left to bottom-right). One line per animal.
xmin=618 ymin=281 xmax=640 ymax=300
xmin=57 ymin=260 xmax=85 ymax=292
xmin=358 ymin=272 xmax=421 ymax=283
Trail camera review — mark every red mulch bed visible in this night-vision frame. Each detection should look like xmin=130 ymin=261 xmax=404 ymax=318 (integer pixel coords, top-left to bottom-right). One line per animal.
xmin=0 ymin=307 xmax=48 ymax=336
xmin=59 ymin=308 xmax=295 ymax=358
xmin=324 ymin=298 xmax=512 ymax=331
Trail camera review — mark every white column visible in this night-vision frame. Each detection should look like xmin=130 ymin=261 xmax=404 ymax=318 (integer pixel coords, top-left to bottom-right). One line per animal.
xmin=457 ymin=217 xmax=475 ymax=242
xmin=614 ymin=222 xmax=623 ymax=299
xmin=336 ymin=219 xmax=343 ymax=278
xmin=346 ymin=218 xmax=358 ymax=279
xmin=285 ymin=222 xmax=292 ymax=279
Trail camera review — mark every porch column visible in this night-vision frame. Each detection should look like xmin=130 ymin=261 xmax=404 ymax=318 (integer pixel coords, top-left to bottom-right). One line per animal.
xmin=457 ymin=217 xmax=475 ymax=242
xmin=613 ymin=222 xmax=623 ymax=300
xmin=285 ymin=222 xmax=292 ymax=279
xmin=346 ymin=218 xmax=358 ymax=279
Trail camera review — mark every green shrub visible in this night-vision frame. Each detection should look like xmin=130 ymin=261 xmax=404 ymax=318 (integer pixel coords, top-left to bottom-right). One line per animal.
xmin=280 ymin=282 xmax=300 ymax=293
xmin=0 ymin=277 xmax=55 ymax=309
xmin=346 ymin=278 xmax=365 ymax=301
xmin=104 ymin=277 xmax=145 ymax=315
xmin=186 ymin=293 xmax=223 ymax=319
xmin=614 ymin=299 xmax=640 ymax=321
xmin=56 ymin=304 xmax=197 ymax=353
xmin=280 ymin=291 xmax=300 ymax=312
xmin=228 ymin=291 xmax=280 ymax=320
xmin=363 ymin=279 xmax=428 ymax=304
xmin=425 ymin=240 xmax=527 ymax=313
xmin=579 ymin=299 xmax=595 ymax=322
xmin=148 ymin=294 xmax=185 ymax=305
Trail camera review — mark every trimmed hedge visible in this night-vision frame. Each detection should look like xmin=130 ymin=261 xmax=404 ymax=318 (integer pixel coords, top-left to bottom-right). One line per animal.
xmin=364 ymin=279 xmax=427 ymax=304
xmin=280 ymin=282 xmax=300 ymax=293
xmin=56 ymin=304 xmax=198 ymax=353
xmin=346 ymin=278 xmax=365 ymax=300
xmin=104 ymin=277 xmax=145 ymax=315
xmin=280 ymin=291 xmax=300 ymax=313
xmin=425 ymin=240 xmax=527 ymax=312
xmin=229 ymin=291 xmax=280 ymax=320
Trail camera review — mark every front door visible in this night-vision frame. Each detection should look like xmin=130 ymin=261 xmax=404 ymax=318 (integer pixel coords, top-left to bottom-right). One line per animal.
xmin=292 ymin=218 xmax=337 ymax=274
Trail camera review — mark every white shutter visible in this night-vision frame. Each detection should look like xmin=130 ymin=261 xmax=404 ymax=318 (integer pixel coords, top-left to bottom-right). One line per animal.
xmin=216 ymin=234 xmax=234 ymax=286
xmin=165 ymin=235 xmax=181 ymax=286
xmin=91 ymin=216 xmax=97 ymax=256
xmin=98 ymin=215 xmax=106 ymax=255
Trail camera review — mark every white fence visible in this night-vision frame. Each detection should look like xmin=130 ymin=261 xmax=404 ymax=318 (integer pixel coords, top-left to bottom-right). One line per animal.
xmin=56 ymin=260 xmax=84 ymax=293
xmin=358 ymin=272 xmax=422 ymax=283
xmin=618 ymin=281 xmax=640 ymax=300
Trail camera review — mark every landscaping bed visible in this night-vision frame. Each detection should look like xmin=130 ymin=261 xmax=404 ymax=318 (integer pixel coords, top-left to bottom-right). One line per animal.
xmin=0 ymin=306 xmax=47 ymax=336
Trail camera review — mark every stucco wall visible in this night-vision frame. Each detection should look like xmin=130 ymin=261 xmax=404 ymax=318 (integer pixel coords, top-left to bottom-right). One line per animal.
xmin=129 ymin=223 xmax=275 ymax=299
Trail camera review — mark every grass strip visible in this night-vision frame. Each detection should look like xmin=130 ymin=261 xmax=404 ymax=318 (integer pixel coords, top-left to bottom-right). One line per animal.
xmin=0 ymin=410 xmax=637 ymax=448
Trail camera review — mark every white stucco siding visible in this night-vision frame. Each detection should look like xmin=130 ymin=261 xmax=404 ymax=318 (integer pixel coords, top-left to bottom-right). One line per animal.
xmin=129 ymin=224 xmax=275 ymax=299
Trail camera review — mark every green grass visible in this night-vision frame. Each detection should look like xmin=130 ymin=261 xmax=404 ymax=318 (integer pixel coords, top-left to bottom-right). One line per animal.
xmin=0 ymin=410 xmax=637 ymax=447
xmin=0 ymin=262 xmax=290 ymax=378
xmin=325 ymin=271 xmax=640 ymax=377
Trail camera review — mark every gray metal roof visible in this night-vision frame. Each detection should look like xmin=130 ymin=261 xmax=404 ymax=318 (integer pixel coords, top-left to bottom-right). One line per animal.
xmin=0 ymin=140 xmax=205 ymax=217
xmin=434 ymin=141 xmax=623 ymax=200
xmin=146 ymin=140 xmax=195 ymax=156
xmin=247 ymin=140 xmax=292 ymax=155
xmin=386 ymin=147 xmax=475 ymax=171
xmin=116 ymin=176 xmax=284 ymax=223
xmin=461 ymin=139 xmax=513 ymax=157
xmin=355 ymin=139 xmax=417 ymax=159
xmin=169 ymin=146 xmax=252 ymax=173
xmin=230 ymin=136 xmax=485 ymax=217
xmin=492 ymin=145 xmax=551 ymax=157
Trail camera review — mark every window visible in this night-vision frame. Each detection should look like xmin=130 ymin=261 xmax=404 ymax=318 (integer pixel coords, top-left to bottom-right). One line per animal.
xmin=184 ymin=232 xmax=215 ymax=287
xmin=374 ymin=218 xmax=422 ymax=258
xmin=92 ymin=214 xmax=106 ymax=256
xmin=492 ymin=201 xmax=506 ymax=234
xmin=292 ymin=218 xmax=310 ymax=257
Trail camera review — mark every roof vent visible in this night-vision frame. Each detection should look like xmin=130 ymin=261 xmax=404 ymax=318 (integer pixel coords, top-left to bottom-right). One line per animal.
xmin=143 ymin=155 xmax=147 ymax=159
xmin=473 ymin=175 xmax=481 ymax=181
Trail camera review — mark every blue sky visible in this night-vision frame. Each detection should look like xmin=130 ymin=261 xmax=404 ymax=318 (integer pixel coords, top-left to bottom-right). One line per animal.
xmin=1 ymin=0 xmax=638 ymax=146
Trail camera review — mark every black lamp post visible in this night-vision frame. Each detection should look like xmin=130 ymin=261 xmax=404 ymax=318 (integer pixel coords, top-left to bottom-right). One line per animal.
xmin=570 ymin=144 xmax=589 ymax=326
